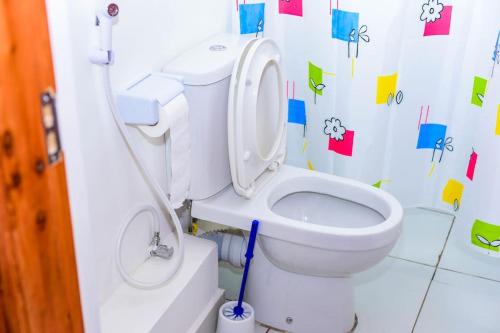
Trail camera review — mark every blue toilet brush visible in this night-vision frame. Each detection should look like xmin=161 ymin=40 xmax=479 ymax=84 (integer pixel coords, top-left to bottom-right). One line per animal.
xmin=223 ymin=219 xmax=259 ymax=320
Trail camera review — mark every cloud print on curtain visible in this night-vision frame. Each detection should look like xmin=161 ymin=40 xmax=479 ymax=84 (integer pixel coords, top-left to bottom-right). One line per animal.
xmin=235 ymin=0 xmax=500 ymax=258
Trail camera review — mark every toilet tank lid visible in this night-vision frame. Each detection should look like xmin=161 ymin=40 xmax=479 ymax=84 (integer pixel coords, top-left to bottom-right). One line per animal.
xmin=163 ymin=33 xmax=248 ymax=86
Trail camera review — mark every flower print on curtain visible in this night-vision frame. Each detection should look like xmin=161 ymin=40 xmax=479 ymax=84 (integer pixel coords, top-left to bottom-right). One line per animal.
xmin=323 ymin=117 xmax=355 ymax=157
xmin=261 ymin=0 xmax=500 ymax=258
xmin=420 ymin=0 xmax=452 ymax=36
xmin=420 ymin=0 xmax=444 ymax=22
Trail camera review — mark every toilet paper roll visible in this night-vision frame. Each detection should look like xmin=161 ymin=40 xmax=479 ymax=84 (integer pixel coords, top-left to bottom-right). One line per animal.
xmin=138 ymin=94 xmax=190 ymax=208
xmin=138 ymin=94 xmax=184 ymax=138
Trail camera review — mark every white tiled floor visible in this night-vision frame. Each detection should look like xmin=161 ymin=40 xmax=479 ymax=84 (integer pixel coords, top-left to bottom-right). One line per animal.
xmin=255 ymin=324 xmax=272 ymax=332
xmin=354 ymin=207 xmax=500 ymax=333
xmin=251 ymin=207 xmax=500 ymax=333
xmin=390 ymin=208 xmax=453 ymax=266
xmin=255 ymin=323 xmax=285 ymax=332
xmin=414 ymin=269 xmax=500 ymax=333
xmin=353 ymin=257 xmax=434 ymax=333
xmin=439 ymin=223 xmax=500 ymax=282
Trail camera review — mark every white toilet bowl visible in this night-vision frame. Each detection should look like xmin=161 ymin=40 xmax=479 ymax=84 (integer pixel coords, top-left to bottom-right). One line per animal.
xmin=193 ymin=164 xmax=402 ymax=278
xmin=163 ymin=34 xmax=403 ymax=333
xmin=193 ymin=164 xmax=402 ymax=332
xmin=256 ymin=166 xmax=402 ymax=277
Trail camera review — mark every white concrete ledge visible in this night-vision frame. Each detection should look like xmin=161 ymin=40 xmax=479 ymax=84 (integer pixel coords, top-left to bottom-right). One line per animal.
xmin=100 ymin=235 xmax=219 ymax=333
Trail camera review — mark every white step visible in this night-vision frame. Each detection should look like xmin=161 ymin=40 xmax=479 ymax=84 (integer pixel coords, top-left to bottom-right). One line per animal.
xmin=100 ymin=235 xmax=221 ymax=333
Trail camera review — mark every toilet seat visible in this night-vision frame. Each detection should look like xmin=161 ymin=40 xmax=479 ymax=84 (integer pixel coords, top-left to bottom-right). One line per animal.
xmin=192 ymin=164 xmax=402 ymax=253
xmin=228 ymin=38 xmax=287 ymax=198
xmin=195 ymin=36 xmax=401 ymax=253
xmin=191 ymin=36 xmax=402 ymax=279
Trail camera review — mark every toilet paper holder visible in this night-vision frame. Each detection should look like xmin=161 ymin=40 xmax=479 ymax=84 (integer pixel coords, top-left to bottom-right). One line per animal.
xmin=116 ymin=73 xmax=184 ymax=126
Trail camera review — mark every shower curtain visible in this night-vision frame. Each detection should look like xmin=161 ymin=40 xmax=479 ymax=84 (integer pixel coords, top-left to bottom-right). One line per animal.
xmin=234 ymin=0 xmax=500 ymax=257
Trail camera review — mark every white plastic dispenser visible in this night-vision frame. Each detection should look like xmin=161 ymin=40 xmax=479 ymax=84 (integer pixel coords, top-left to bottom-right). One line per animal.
xmin=116 ymin=73 xmax=190 ymax=208
xmin=116 ymin=73 xmax=184 ymax=126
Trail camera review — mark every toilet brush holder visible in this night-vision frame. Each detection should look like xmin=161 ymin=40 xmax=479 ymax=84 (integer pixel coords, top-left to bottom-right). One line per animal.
xmin=216 ymin=301 xmax=255 ymax=333
xmin=217 ymin=220 xmax=259 ymax=332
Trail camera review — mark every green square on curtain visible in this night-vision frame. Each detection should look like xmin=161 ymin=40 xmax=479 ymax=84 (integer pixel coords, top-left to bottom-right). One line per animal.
xmin=308 ymin=62 xmax=324 ymax=95
xmin=471 ymin=76 xmax=488 ymax=107
xmin=471 ymin=219 xmax=500 ymax=252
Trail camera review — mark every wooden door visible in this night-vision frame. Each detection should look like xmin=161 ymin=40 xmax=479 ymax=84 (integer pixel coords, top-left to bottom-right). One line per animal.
xmin=0 ymin=0 xmax=84 ymax=332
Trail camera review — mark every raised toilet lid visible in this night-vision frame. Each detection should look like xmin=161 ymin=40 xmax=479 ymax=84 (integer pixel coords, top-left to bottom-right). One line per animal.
xmin=228 ymin=38 xmax=287 ymax=198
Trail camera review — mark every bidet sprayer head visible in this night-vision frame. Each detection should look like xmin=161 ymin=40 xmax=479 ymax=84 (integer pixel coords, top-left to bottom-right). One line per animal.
xmin=106 ymin=3 xmax=119 ymax=17
xmin=89 ymin=3 xmax=120 ymax=65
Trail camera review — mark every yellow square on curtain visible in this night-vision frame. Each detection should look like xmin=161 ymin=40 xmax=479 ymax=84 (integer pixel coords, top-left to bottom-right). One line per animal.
xmin=376 ymin=73 xmax=398 ymax=104
xmin=442 ymin=179 xmax=464 ymax=206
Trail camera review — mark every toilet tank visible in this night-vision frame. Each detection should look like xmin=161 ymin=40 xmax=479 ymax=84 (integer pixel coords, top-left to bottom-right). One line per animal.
xmin=163 ymin=34 xmax=247 ymax=200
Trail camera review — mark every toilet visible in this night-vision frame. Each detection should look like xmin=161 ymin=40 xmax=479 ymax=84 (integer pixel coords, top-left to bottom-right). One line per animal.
xmin=163 ymin=33 xmax=403 ymax=333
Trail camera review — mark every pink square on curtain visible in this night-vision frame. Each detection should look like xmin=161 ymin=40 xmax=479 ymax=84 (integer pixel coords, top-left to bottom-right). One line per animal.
xmin=328 ymin=130 xmax=355 ymax=156
xmin=466 ymin=151 xmax=477 ymax=181
xmin=424 ymin=6 xmax=452 ymax=36
xmin=279 ymin=0 xmax=302 ymax=17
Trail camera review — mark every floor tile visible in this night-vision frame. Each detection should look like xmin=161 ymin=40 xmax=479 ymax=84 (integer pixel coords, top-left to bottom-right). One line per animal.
xmin=439 ymin=223 xmax=500 ymax=281
xmin=255 ymin=323 xmax=283 ymax=332
xmin=255 ymin=323 xmax=268 ymax=332
xmin=353 ymin=257 xmax=434 ymax=333
xmin=414 ymin=269 xmax=500 ymax=333
xmin=389 ymin=208 xmax=454 ymax=266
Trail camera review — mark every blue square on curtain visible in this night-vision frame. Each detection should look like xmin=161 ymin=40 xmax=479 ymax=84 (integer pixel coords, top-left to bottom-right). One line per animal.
xmin=332 ymin=9 xmax=359 ymax=42
xmin=288 ymin=99 xmax=306 ymax=125
xmin=239 ymin=3 xmax=265 ymax=35
xmin=416 ymin=123 xmax=447 ymax=149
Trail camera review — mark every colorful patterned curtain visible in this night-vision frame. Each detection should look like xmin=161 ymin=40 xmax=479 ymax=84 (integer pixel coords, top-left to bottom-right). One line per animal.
xmin=235 ymin=0 xmax=500 ymax=257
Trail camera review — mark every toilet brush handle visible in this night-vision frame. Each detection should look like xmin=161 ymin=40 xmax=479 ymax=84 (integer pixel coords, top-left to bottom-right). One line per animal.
xmin=245 ymin=220 xmax=259 ymax=260
xmin=236 ymin=220 xmax=259 ymax=310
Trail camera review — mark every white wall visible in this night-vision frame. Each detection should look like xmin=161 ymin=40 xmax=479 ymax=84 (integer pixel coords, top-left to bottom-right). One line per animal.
xmin=45 ymin=0 xmax=232 ymax=331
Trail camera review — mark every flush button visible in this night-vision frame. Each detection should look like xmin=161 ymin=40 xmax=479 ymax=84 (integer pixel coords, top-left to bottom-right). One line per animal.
xmin=209 ymin=44 xmax=227 ymax=51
